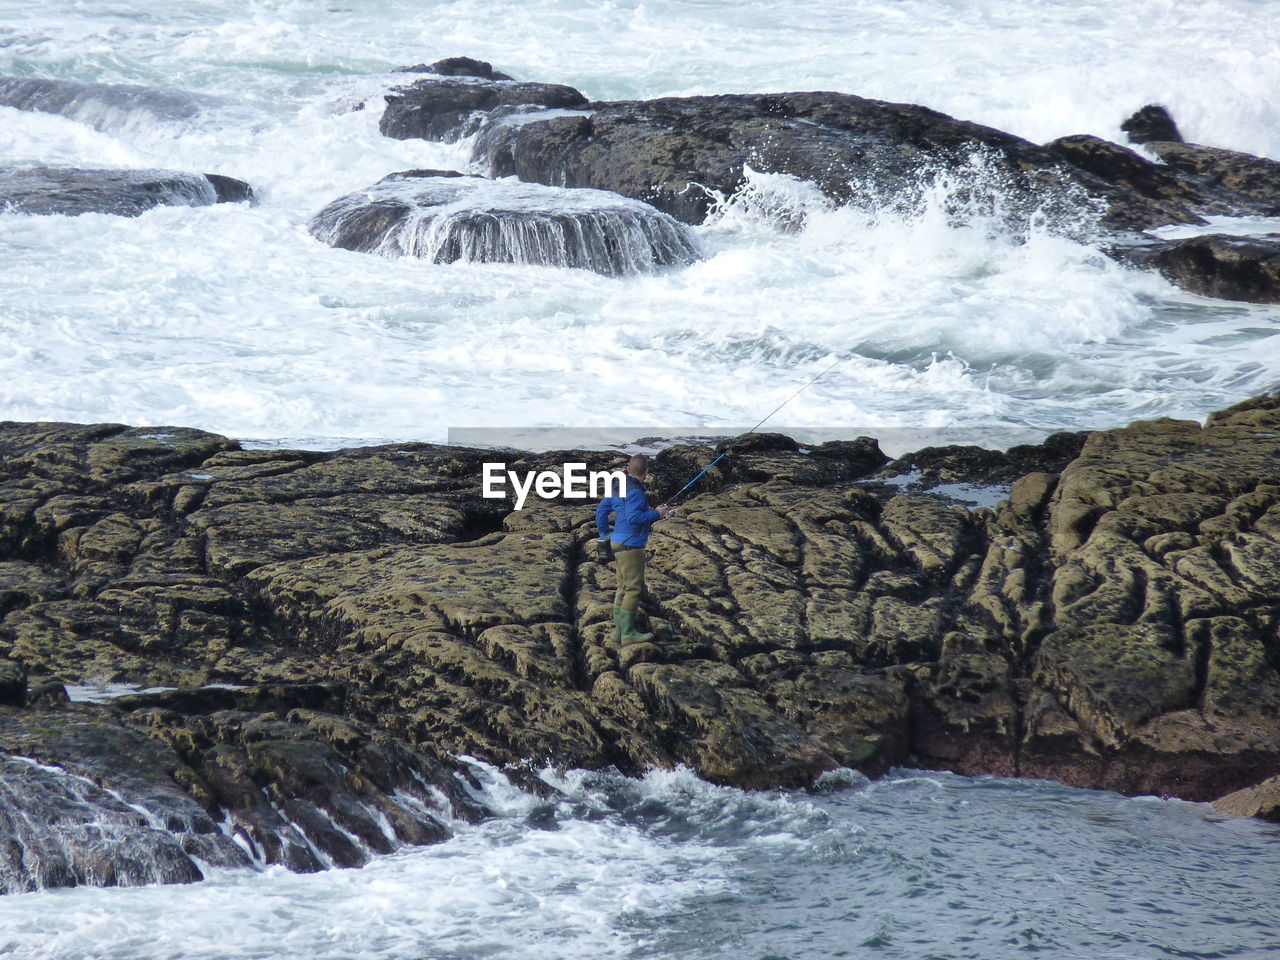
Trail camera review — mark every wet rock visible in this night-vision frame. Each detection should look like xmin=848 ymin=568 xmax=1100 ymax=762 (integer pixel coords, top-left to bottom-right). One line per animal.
xmin=309 ymin=172 xmax=702 ymax=275
xmin=1121 ymin=104 xmax=1183 ymax=145
xmin=878 ymin=430 xmax=1088 ymax=487
xmin=394 ymin=57 xmax=515 ymax=81
xmin=0 ymin=168 xmax=254 ymax=218
xmin=0 ymin=76 xmax=219 ymax=134
xmin=1213 ymin=775 xmax=1280 ymax=821
xmin=0 ymin=697 xmax=488 ymax=889
xmin=0 ymin=754 xmax=204 ymax=894
xmin=1150 ymin=234 xmax=1280 ymax=304
xmin=1145 ymin=140 xmax=1280 ymax=213
xmin=1044 ymin=134 xmax=1207 ymax=221
xmin=379 ymin=76 xmax=587 ymax=142
xmin=203 ymin=173 xmax=255 ymax=204
xmin=472 ymin=90 xmax=1183 ymax=232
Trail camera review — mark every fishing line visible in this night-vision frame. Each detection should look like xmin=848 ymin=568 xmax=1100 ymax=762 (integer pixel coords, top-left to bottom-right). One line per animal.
xmin=667 ymin=355 xmax=846 ymax=504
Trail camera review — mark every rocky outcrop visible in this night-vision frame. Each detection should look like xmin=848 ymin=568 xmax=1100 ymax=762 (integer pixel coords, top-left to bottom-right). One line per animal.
xmin=370 ymin=70 xmax=1280 ymax=301
xmin=0 ymin=399 xmax=1278 ymax=888
xmin=0 ymin=167 xmax=255 ymax=217
xmin=1046 ymin=107 xmax=1280 ymax=303
xmin=309 ymin=170 xmax=702 ymax=275
xmin=1121 ymin=105 xmax=1183 ymax=145
xmin=370 ymin=65 xmax=1198 ymax=232
xmin=471 ymin=91 xmax=1184 ymax=233
xmin=1147 ymin=233 xmax=1280 ymax=303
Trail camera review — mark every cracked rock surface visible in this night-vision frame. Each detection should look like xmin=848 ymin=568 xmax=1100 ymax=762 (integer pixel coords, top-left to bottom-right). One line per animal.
xmin=1 ymin=399 xmax=1279 ymax=889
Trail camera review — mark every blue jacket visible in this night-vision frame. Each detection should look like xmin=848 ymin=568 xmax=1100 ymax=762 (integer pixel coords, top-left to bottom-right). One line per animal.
xmin=596 ymin=475 xmax=662 ymax=548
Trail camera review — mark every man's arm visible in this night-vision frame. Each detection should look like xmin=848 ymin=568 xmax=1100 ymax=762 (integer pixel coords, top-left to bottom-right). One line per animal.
xmin=625 ymin=485 xmax=662 ymax=525
xmin=595 ymin=497 xmax=616 ymax=539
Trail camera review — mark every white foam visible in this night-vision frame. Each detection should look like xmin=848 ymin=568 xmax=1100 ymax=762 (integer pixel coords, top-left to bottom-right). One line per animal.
xmin=0 ymin=763 xmax=737 ymax=960
xmin=1 ymin=0 xmax=1278 ymax=448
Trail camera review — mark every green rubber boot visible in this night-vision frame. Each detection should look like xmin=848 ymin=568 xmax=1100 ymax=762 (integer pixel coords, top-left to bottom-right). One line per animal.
xmin=611 ymin=604 xmax=623 ymax=641
xmin=617 ymin=609 xmax=653 ymax=644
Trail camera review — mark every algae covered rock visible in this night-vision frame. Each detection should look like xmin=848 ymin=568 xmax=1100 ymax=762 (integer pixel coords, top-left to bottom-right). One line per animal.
xmin=0 ymin=400 xmax=1278 ymax=841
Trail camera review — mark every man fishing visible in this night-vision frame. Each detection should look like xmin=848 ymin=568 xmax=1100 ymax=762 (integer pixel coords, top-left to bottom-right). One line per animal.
xmin=596 ymin=453 xmax=671 ymax=643
xmin=596 ymin=358 xmax=843 ymax=643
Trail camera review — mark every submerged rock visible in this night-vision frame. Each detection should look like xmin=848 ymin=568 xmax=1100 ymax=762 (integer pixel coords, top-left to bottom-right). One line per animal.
xmin=0 ymin=75 xmax=222 ymax=135
xmin=309 ymin=171 xmax=702 ymax=275
xmin=0 ymin=167 xmax=255 ymax=217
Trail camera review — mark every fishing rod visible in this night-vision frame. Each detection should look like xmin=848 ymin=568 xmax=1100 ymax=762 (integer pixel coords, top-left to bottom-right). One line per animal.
xmin=666 ymin=355 xmax=846 ymax=506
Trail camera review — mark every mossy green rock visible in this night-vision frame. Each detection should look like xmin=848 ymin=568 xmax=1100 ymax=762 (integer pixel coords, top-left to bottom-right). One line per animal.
xmin=0 ymin=403 xmax=1278 ymax=826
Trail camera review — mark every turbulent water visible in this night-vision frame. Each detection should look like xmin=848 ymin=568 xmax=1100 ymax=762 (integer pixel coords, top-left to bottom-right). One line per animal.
xmin=0 ymin=765 xmax=1277 ymax=960
xmin=0 ymin=0 xmax=1278 ymax=445
xmin=3 ymin=2 xmax=1280 ymax=954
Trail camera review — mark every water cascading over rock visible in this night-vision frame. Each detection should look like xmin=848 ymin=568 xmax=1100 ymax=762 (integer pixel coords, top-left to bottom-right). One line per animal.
xmin=0 ymin=76 xmax=224 ymax=136
xmin=308 ymin=171 xmax=703 ymax=276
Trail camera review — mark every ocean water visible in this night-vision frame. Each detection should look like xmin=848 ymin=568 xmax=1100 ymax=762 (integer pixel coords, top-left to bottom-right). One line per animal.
xmin=1 ymin=765 xmax=1278 ymax=960
xmin=0 ymin=0 xmax=1278 ymax=445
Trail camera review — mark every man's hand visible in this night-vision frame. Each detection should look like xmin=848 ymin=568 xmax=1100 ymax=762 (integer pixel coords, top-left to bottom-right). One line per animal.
xmin=656 ymin=504 xmax=672 ymax=518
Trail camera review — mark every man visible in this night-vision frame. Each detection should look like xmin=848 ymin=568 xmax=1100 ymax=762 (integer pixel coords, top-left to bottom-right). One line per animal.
xmin=595 ymin=453 xmax=671 ymax=643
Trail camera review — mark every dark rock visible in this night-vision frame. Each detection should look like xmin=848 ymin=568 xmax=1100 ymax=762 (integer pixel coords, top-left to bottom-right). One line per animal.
xmin=878 ymin=430 xmax=1088 ymax=487
xmin=1044 ymin=134 xmax=1207 ymax=221
xmin=24 ymin=681 xmax=67 ymax=707
xmin=0 ymin=659 xmax=23 ymax=706
xmin=808 ymin=437 xmax=891 ymax=477
xmin=1151 ymin=234 xmax=1280 ymax=304
xmin=203 ymin=173 xmax=254 ymax=204
xmin=0 ymin=168 xmax=254 ymax=218
xmin=0 ymin=699 xmax=488 ymax=890
xmin=394 ymin=57 xmax=515 ymax=81
xmin=309 ymin=172 xmax=702 ymax=275
xmin=472 ymin=90 xmax=1183 ymax=232
xmin=379 ymin=77 xmax=588 ymax=142
xmin=1144 ymin=140 xmax=1280 ymax=214
xmin=0 ymin=754 xmax=205 ymax=894
xmin=1121 ymin=104 xmax=1183 ymax=145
